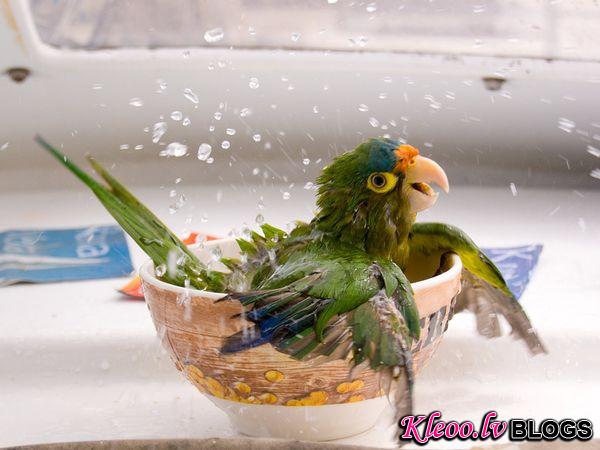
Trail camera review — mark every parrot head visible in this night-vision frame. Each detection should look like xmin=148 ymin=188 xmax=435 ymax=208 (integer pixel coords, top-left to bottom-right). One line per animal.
xmin=314 ymin=138 xmax=449 ymax=263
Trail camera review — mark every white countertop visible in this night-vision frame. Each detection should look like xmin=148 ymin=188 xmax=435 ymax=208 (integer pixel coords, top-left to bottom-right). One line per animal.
xmin=1 ymin=183 xmax=599 ymax=448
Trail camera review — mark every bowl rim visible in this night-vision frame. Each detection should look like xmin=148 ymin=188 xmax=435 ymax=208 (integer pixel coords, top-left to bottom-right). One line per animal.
xmin=139 ymin=237 xmax=462 ymax=300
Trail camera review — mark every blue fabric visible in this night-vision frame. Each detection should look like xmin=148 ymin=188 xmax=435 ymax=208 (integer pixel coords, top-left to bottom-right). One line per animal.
xmin=481 ymin=245 xmax=543 ymax=299
xmin=0 ymin=226 xmax=133 ymax=285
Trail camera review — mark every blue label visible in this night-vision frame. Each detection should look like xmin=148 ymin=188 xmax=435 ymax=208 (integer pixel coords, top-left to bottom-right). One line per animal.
xmin=482 ymin=244 xmax=543 ymax=299
xmin=0 ymin=225 xmax=133 ymax=285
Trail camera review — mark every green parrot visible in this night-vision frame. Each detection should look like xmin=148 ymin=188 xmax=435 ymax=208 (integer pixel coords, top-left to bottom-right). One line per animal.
xmin=37 ymin=135 xmax=545 ymax=421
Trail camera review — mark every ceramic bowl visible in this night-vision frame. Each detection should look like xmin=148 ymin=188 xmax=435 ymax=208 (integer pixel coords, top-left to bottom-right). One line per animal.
xmin=140 ymin=238 xmax=462 ymax=441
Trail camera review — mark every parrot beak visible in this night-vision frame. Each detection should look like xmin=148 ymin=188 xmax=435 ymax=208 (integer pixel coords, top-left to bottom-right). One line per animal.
xmin=405 ymin=156 xmax=449 ymax=213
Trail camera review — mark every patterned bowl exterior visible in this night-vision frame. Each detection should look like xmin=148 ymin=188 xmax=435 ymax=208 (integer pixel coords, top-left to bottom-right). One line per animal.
xmin=141 ymin=239 xmax=462 ymax=407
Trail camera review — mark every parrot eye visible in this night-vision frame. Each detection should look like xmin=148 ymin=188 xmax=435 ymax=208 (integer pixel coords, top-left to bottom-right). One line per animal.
xmin=371 ymin=174 xmax=386 ymax=188
xmin=367 ymin=172 xmax=398 ymax=194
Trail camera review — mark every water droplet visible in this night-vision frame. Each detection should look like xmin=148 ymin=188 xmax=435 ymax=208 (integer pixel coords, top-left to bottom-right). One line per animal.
xmin=152 ymin=122 xmax=167 ymax=143
xmin=473 ymin=4 xmax=486 ymax=13
xmin=206 ymin=157 xmax=214 ymax=164
xmin=92 ymin=83 xmax=103 ymax=90
xmin=155 ymin=264 xmax=167 ymax=277
xmin=558 ymin=118 xmax=575 ymax=133
xmin=0 ymin=142 xmax=9 ymax=151
xmin=248 ymin=26 xmax=256 ymax=36
xmin=291 ymin=32 xmax=301 ymax=42
xmin=120 ymin=144 xmax=130 ymax=151
xmin=302 ymin=158 xmax=310 ymax=165
xmin=383 ymin=76 xmax=393 ymax=83
xmin=240 ymin=107 xmax=252 ymax=117
xmin=378 ymin=92 xmax=388 ymax=100
xmin=207 ymin=63 xmax=215 ymax=71
xmin=171 ymin=111 xmax=183 ymax=121
xmin=591 ymin=168 xmax=600 ymax=180
xmin=214 ymin=111 xmax=222 ymax=120
xmin=204 ymin=27 xmax=224 ymax=43
xmin=156 ymin=79 xmax=167 ymax=91
xmin=312 ymin=105 xmax=319 ymax=114
xmin=175 ymin=177 xmax=182 ymax=184
xmin=358 ymin=104 xmax=369 ymax=112
xmin=129 ymin=97 xmax=143 ymax=107
xmin=252 ymin=168 xmax=260 ymax=175
xmin=183 ymin=88 xmax=199 ymax=104
xmin=248 ymin=77 xmax=260 ymax=89
xmin=349 ymin=36 xmax=368 ymax=47
xmin=366 ymin=2 xmax=377 ymax=12
xmin=304 ymin=182 xmax=314 ymax=190
xmin=369 ymin=117 xmax=380 ymax=127
xmin=328 ymin=0 xmax=338 ymax=3
xmin=221 ymin=140 xmax=230 ymax=149
xmin=258 ymin=197 xmax=265 ymax=209
xmin=226 ymin=128 xmax=236 ymax=135
xmin=587 ymin=145 xmax=600 ymax=157
xmin=209 ymin=125 xmax=215 ymax=132
xmin=282 ymin=191 xmax=291 ymax=200
xmin=134 ymin=144 xmax=144 ymax=150
xmin=159 ymin=142 xmax=188 ymax=157
xmin=182 ymin=50 xmax=190 ymax=58
xmin=252 ymin=133 xmax=262 ymax=142
xmin=424 ymin=94 xmax=442 ymax=110
xmin=509 ymin=182 xmax=518 ymax=196
xmin=197 ymin=143 xmax=212 ymax=161
xmin=255 ymin=214 xmax=265 ymax=224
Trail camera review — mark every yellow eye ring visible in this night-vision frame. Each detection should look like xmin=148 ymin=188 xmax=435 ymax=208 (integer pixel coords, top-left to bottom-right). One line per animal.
xmin=367 ymin=172 xmax=398 ymax=194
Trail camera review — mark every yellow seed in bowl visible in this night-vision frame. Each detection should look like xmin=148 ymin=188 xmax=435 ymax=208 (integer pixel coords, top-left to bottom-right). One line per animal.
xmin=307 ymin=391 xmax=328 ymax=405
xmin=264 ymin=369 xmax=284 ymax=382
xmin=349 ymin=379 xmax=364 ymax=391
xmin=347 ymin=394 xmax=365 ymax=403
xmin=286 ymin=399 xmax=302 ymax=406
xmin=259 ymin=393 xmax=278 ymax=404
xmin=205 ymin=377 xmax=226 ymax=398
xmin=336 ymin=382 xmax=351 ymax=394
xmin=336 ymin=379 xmax=364 ymax=393
xmin=233 ymin=381 xmax=251 ymax=394
xmin=185 ymin=365 xmax=205 ymax=384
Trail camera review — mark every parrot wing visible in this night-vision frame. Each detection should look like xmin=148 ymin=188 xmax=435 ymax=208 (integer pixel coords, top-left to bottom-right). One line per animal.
xmin=409 ymin=222 xmax=546 ymax=355
xmin=221 ymin=254 xmax=417 ymax=420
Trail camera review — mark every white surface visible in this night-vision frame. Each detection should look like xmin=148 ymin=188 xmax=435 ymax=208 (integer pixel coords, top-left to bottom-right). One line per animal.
xmin=1 ymin=183 xmax=599 ymax=448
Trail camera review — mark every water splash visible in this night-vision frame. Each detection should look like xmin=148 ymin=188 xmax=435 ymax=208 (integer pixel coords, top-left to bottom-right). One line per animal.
xmin=160 ymin=142 xmax=188 ymax=157
xmin=183 ymin=88 xmax=199 ymax=104
xmin=248 ymin=77 xmax=260 ymax=89
xmin=204 ymin=27 xmax=224 ymax=43
xmin=129 ymin=98 xmax=143 ymax=107
xmin=152 ymin=122 xmax=167 ymax=143
xmin=558 ymin=118 xmax=575 ymax=133
xmin=197 ymin=143 xmax=212 ymax=161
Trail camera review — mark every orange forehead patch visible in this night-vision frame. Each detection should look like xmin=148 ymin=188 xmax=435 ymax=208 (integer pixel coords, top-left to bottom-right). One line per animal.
xmin=394 ymin=145 xmax=419 ymax=173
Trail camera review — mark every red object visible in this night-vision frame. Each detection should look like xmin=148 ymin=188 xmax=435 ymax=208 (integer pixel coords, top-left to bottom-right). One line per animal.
xmin=118 ymin=232 xmax=220 ymax=299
